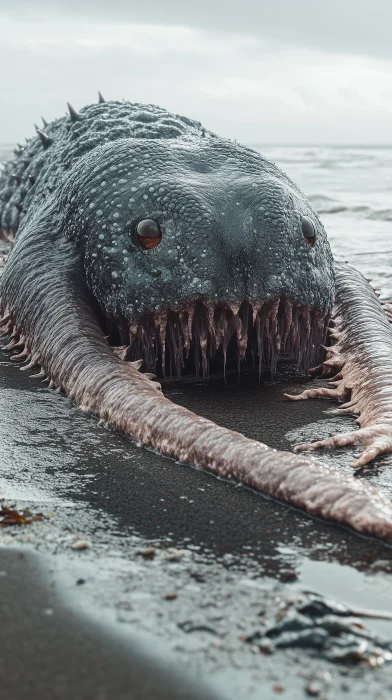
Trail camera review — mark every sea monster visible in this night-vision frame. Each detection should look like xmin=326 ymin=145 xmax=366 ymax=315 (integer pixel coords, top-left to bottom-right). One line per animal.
xmin=1 ymin=97 xmax=392 ymax=541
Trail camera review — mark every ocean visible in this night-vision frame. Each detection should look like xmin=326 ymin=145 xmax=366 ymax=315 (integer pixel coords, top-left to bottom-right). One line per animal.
xmin=1 ymin=143 xmax=391 ymax=300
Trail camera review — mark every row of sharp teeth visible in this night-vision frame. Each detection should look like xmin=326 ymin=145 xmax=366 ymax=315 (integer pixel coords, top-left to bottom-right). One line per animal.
xmin=113 ymin=298 xmax=329 ymax=378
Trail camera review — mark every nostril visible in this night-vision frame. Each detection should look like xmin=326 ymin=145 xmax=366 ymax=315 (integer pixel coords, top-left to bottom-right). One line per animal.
xmin=301 ymin=215 xmax=316 ymax=247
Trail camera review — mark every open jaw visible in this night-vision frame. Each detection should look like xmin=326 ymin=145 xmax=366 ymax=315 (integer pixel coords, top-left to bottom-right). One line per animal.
xmin=1 ymin=230 xmax=392 ymax=543
xmin=112 ymin=299 xmax=329 ymax=379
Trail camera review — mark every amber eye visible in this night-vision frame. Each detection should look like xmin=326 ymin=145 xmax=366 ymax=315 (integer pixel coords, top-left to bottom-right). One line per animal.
xmin=301 ymin=215 xmax=316 ymax=247
xmin=135 ymin=218 xmax=162 ymax=249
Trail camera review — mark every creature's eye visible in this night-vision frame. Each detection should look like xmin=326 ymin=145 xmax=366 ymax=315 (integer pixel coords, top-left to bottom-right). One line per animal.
xmin=301 ymin=215 xmax=316 ymax=247
xmin=134 ymin=218 xmax=163 ymax=250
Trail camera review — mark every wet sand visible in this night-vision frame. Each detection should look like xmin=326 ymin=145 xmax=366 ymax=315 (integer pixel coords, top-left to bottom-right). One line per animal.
xmin=0 ymin=547 xmax=223 ymax=700
xmin=1 ymin=355 xmax=392 ymax=699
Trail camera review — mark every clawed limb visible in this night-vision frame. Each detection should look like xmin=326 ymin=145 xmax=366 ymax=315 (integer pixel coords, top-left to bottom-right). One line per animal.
xmin=284 ymin=387 xmax=345 ymax=401
xmin=294 ymin=425 xmax=392 ymax=469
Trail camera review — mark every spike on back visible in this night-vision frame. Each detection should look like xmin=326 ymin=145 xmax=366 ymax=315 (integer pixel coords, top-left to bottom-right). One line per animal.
xmin=41 ymin=117 xmax=48 ymax=128
xmin=36 ymin=129 xmax=52 ymax=149
xmin=98 ymin=91 xmax=105 ymax=103
xmin=67 ymin=102 xmax=80 ymax=121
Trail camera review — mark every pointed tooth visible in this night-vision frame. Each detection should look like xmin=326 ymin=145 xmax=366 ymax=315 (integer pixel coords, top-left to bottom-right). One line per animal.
xmin=128 ymin=323 xmax=138 ymax=346
xmin=156 ymin=312 xmax=167 ymax=374
xmin=187 ymin=306 xmax=194 ymax=341
xmin=301 ymin=307 xmax=311 ymax=339
xmin=282 ymin=300 xmax=292 ymax=345
xmin=214 ymin=307 xmax=225 ymax=349
xmin=223 ymin=310 xmax=234 ymax=356
xmin=180 ymin=310 xmax=191 ymax=356
xmin=206 ymin=304 xmax=215 ymax=353
xmin=200 ymin=330 xmax=208 ymax=376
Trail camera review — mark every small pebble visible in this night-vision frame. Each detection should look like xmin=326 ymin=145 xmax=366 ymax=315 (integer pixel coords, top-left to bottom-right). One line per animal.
xmin=259 ymin=639 xmax=274 ymax=654
xmin=280 ymin=571 xmax=299 ymax=583
xmin=137 ymin=547 xmax=156 ymax=559
xmin=166 ymin=550 xmax=185 ymax=561
xmin=164 ymin=592 xmax=178 ymax=600
xmin=71 ymin=540 xmax=89 ymax=550
xmin=272 ymin=685 xmax=285 ymax=693
xmin=306 ymin=681 xmax=321 ymax=697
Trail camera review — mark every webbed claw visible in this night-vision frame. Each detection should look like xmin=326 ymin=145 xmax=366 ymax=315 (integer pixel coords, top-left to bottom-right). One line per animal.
xmin=286 ymin=263 xmax=392 ymax=471
xmin=294 ymin=425 xmax=392 ymax=469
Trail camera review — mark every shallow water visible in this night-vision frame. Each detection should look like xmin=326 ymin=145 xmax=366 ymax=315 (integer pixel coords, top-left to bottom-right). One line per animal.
xmin=1 ymin=143 xmax=392 ymax=699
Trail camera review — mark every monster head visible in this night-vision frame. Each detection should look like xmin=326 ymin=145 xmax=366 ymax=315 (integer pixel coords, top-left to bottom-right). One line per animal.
xmin=61 ymin=111 xmax=334 ymax=377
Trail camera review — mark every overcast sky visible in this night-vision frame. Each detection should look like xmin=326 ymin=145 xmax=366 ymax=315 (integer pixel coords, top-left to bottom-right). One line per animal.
xmin=1 ymin=0 xmax=392 ymax=144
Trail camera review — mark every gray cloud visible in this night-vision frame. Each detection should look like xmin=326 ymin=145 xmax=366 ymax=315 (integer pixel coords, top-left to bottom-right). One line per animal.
xmin=2 ymin=0 xmax=392 ymax=58
xmin=0 ymin=1 xmax=392 ymax=145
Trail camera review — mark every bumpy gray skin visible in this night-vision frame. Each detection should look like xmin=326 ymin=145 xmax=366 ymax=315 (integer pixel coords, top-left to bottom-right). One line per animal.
xmin=0 ymin=102 xmax=334 ymax=317
xmin=1 ymin=99 xmax=392 ymax=543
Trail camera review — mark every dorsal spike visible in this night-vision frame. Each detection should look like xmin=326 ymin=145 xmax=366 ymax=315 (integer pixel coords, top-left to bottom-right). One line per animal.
xmin=11 ymin=174 xmax=21 ymax=185
xmin=41 ymin=116 xmax=49 ymax=127
xmin=67 ymin=102 xmax=80 ymax=121
xmin=13 ymin=203 xmax=23 ymax=213
xmin=28 ymin=175 xmax=35 ymax=185
xmin=36 ymin=129 xmax=52 ymax=149
xmin=34 ymin=123 xmax=39 ymax=131
xmin=98 ymin=91 xmax=105 ymax=103
xmin=22 ymin=159 xmax=30 ymax=168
